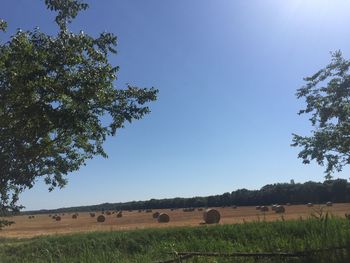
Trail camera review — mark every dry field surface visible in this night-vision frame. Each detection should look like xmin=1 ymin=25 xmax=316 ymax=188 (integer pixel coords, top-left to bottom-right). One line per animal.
xmin=1 ymin=203 xmax=350 ymax=238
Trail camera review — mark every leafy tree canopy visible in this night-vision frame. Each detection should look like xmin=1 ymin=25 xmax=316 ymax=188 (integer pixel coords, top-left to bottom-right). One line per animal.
xmin=292 ymin=51 xmax=350 ymax=179
xmin=0 ymin=0 xmax=158 ymax=224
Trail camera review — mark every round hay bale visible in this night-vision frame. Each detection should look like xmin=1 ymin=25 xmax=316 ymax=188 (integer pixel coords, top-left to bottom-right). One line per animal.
xmin=260 ymin=206 xmax=269 ymax=212
xmin=232 ymin=205 xmax=237 ymax=209
xmin=90 ymin=213 xmax=95 ymax=217
xmin=55 ymin=216 xmax=61 ymax=221
xmin=198 ymin=208 xmax=203 ymax=211
xmin=203 ymin=209 xmax=221 ymax=224
xmin=146 ymin=209 xmax=152 ymax=213
xmin=153 ymin=212 xmax=160 ymax=219
xmin=72 ymin=214 xmax=78 ymax=219
xmin=117 ymin=211 xmax=123 ymax=218
xmin=106 ymin=211 xmax=111 ymax=215
xmin=158 ymin=213 xmax=170 ymax=223
xmin=49 ymin=214 xmax=52 ymax=217
xmin=275 ymin=205 xmax=285 ymax=213
xmin=271 ymin=204 xmax=278 ymax=211
xmin=255 ymin=206 xmax=261 ymax=210
xmin=286 ymin=203 xmax=291 ymax=206
xmin=307 ymin=203 xmax=313 ymax=207
xmin=97 ymin=215 xmax=105 ymax=223
xmin=326 ymin=201 xmax=333 ymax=206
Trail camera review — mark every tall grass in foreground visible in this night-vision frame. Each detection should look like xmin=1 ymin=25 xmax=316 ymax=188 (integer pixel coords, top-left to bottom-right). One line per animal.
xmin=1 ymin=217 xmax=350 ymax=262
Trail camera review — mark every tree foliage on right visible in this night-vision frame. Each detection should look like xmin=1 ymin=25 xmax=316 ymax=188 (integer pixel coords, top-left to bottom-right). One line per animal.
xmin=293 ymin=51 xmax=350 ymax=179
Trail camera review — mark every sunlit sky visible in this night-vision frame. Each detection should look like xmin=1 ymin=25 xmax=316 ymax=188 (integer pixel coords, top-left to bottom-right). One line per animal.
xmin=2 ymin=0 xmax=350 ymax=210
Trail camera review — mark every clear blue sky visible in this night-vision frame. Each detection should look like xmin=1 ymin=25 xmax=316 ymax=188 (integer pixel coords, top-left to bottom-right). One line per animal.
xmin=2 ymin=0 xmax=350 ymax=210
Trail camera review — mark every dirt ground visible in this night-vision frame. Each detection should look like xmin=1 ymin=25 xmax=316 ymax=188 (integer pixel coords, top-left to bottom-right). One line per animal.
xmin=1 ymin=203 xmax=349 ymax=238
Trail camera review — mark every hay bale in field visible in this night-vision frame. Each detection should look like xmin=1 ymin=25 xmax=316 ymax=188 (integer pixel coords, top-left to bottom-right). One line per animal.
xmin=49 ymin=214 xmax=52 ymax=217
xmin=138 ymin=209 xmax=142 ymax=213
xmin=326 ymin=201 xmax=333 ymax=206
xmin=275 ymin=205 xmax=285 ymax=213
xmin=72 ymin=214 xmax=78 ymax=219
xmin=55 ymin=216 xmax=61 ymax=221
xmin=256 ymin=206 xmax=261 ymax=210
xmin=198 ymin=208 xmax=203 ymax=211
xmin=97 ymin=215 xmax=105 ymax=223
xmin=152 ymin=212 xmax=160 ymax=219
xmin=106 ymin=211 xmax=111 ymax=215
xmin=260 ymin=206 xmax=269 ymax=212
xmin=116 ymin=211 xmax=123 ymax=218
xmin=146 ymin=209 xmax=152 ymax=213
xmin=183 ymin=207 xmax=195 ymax=212
xmin=232 ymin=205 xmax=237 ymax=209
xmin=203 ymin=209 xmax=221 ymax=224
xmin=307 ymin=203 xmax=313 ymax=207
xmin=158 ymin=213 xmax=170 ymax=223
xmin=286 ymin=203 xmax=291 ymax=206
xmin=90 ymin=213 xmax=95 ymax=217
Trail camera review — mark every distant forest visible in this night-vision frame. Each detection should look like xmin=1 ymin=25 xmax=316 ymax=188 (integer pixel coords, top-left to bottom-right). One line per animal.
xmin=24 ymin=179 xmax=350 ymax=215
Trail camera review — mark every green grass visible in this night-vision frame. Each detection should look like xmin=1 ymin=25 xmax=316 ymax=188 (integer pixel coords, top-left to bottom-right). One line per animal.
xmin=1 ymin=217 xmax=350 ymax=262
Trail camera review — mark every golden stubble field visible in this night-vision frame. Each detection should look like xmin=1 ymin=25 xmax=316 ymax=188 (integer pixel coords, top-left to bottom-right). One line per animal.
xmin=1 ymin=203 xmax=350 ymax=238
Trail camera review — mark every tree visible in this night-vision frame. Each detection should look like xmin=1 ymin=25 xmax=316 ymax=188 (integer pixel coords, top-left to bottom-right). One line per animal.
xmin=292 ymin=51 xmax=350 ymax=179
xmin=0 ymin=0 xmax=157 ymax=227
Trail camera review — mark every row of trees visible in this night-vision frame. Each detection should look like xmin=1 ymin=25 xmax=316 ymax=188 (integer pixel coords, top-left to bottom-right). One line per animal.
xmin=25 ymin=179 xmax=349 ymax=215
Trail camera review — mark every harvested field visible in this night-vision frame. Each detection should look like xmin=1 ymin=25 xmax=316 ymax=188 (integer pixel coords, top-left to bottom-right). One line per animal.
xmin=1 ymin=203 xmax=350 ymax=238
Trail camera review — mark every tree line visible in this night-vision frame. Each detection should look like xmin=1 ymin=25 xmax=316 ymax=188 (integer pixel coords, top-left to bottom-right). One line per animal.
xmin=23 ymin=179 xmax=350 ymax=215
